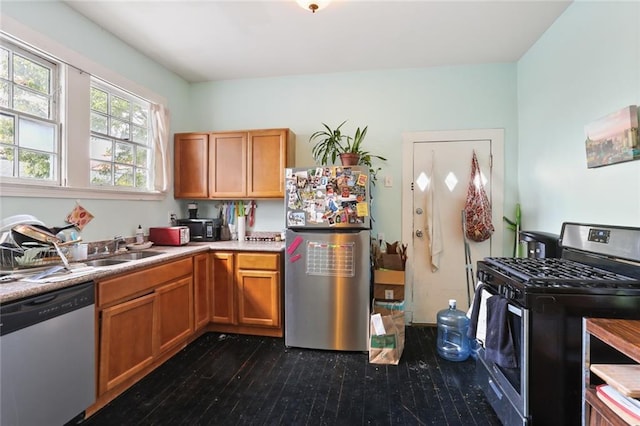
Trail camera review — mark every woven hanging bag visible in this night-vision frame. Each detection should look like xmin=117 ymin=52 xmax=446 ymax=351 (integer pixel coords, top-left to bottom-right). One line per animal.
xmin=464 ymin=151 xmax=494 ymax=242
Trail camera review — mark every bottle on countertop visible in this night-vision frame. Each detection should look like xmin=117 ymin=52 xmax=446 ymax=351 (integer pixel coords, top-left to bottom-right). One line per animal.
xmin=136 ymin=225 xmax=144 ymax=244
xmin=436 ymin=299 xmax=471 ymax=362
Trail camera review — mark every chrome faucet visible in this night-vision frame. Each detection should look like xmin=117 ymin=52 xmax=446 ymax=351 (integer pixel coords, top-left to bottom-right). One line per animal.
xmin=113 ymin=235 xmax=127 ymax=252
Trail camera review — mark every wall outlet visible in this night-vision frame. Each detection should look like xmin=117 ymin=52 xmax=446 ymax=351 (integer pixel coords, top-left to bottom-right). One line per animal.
xmin=377 ymin=232 xmax=385 ymax=244
xmin=385 ymin=289 xmax=394 ymax=300
xmin=384 ymin=175 xmax=393 ymax=187
xmin=169 ymin=212 xmax=177 ymax=224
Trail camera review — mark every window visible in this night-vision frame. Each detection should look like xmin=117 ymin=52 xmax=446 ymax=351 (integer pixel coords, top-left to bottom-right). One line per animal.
xmin=0 ymin=44 xmax=59 ymax=182
xmin=0 ymin=29 xmax=168 ymax=200
xmin=89 ymin=80 xmax=152 ymax=190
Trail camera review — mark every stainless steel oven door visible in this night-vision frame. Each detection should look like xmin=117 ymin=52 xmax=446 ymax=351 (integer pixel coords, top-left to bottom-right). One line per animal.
xmin=477 ymin=301 xmax=529 ymax=425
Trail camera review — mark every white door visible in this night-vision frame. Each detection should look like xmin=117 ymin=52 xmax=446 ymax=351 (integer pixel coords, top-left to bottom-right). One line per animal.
xmin=401 ymin=129 xmax=504 ymax=324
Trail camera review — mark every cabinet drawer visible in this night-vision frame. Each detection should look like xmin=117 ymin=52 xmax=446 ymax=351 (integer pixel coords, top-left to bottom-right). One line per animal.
xmin=98 ymin=257 xmax=193 ymax=307
xmin=236 ymin=253 xmax=279 ymax=271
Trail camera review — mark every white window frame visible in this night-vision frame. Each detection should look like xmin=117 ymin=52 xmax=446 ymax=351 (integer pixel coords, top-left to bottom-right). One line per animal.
xmin=89 ymin=78 xmax=154 ymax=191
xmin=0 ymin=16 xmax=167 ymax=201
xmin=0 ymin=42 xmax=61 ymax=185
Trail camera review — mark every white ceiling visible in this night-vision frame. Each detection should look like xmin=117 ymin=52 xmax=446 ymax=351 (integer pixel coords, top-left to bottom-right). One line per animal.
xmin=64 ymin=0 xmax=572 ymax=83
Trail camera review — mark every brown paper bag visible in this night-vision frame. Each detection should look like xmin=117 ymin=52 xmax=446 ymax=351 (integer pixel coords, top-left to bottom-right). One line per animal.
xmin=369 ymin=304 xmax=405 ymax=365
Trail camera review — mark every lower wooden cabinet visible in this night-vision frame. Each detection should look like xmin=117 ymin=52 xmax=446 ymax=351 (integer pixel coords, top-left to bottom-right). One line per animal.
xmin=96 ymin=257 xmax=193 ymax=397
xmin=211 ymin=252 xmax=235 ymax=324
xmin=211 ymin=251 xmax=282 ymax=336
xmin=99 ymin=292 xmax=157 ymax=395
xmin=157 ymin=276 xmax=194 ymax=353
xmin=193 ymin=253 xmax=210 ymax=330
xmin=90 ymin=250 xmax=283 ymax=416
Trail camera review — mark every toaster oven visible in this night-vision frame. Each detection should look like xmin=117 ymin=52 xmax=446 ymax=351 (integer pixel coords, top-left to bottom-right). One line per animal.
xmin=148 ymin=226 xmax=190 ymax=246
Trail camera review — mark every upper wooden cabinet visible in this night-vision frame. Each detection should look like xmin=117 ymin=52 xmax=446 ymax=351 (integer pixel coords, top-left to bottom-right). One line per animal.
xmin=174 ymin=132 xmax=209 ymax=198
xmin=174 ymin=128 xmax=295 ymax=199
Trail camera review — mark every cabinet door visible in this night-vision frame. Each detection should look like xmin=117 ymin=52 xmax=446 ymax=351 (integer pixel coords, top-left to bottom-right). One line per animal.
xmin=211 ymin=252 xmax=236 ymax=324
xmin=209 ymin=132 xmax=247 ymax=198
xmin=247 ymin=129 xmax=288 ymax=198
xmin=157 ymin=276 xmax=194 ymax=353
xmin=193 ymin=253 xmax=210 ymax=331
xmin=236 ymin=269 xmax=280 ymax=328
xmin=99 ymin=293 xmax=157 ymax=395
xmin=174 ymin=133 xmax=209 ymax=198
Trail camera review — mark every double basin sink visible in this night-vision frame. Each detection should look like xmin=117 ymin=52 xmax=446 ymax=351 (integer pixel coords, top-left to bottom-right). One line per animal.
xmin=83 ymin=250 xmax=164 ymax=267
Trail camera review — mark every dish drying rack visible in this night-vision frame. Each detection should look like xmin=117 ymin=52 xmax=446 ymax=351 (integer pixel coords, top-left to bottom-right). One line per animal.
xmin=0 ymin=245 xmax=66 ymax=271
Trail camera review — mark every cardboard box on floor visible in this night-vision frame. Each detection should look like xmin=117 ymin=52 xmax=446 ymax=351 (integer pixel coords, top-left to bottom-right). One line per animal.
xmin=373 ymin=269 xmax=405 ymax=301
xmin=374 ymin=250 xmax=406 ymax=301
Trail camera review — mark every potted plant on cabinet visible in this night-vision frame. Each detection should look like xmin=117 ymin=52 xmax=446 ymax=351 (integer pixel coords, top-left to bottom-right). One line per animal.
xmin=309 ymin=121 xmax=387 ymax=183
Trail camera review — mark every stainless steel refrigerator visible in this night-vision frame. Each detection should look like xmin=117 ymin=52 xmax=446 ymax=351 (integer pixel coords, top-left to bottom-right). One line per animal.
xmin=284 ymin=166 xmax=371 ymax=351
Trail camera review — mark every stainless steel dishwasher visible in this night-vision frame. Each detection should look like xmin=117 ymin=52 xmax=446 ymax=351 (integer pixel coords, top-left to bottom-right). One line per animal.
xmin=1 ymin=281 xmax=96 ymax=425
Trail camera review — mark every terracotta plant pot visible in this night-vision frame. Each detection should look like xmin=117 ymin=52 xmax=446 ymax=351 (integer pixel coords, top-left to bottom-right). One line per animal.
xmin=340 ymin=153 xmax=360 ymax=166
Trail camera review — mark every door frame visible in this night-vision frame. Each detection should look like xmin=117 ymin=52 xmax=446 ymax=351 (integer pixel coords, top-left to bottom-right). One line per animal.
xmin=401 ymin=128 xmax=504 ymax=324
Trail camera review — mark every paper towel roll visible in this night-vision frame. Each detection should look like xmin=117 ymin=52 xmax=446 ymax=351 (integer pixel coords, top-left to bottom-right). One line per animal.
xmin=237 ymin=215 xmax=246 ymax=242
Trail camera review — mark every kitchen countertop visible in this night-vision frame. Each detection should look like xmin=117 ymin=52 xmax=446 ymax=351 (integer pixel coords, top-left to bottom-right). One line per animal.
xmin=0 ymin=240 xmax=285 ymax=304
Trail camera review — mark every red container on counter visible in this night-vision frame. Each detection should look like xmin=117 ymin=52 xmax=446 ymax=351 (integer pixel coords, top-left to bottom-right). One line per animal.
xmin=148 ymin=226 xmax=190 ymax=246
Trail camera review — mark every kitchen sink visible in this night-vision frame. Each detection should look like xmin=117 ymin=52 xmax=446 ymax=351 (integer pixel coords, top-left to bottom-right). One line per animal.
xmin=84 ymin=258 xmax=130 ymax=267
xmin=112 ymin=250 xmax=164 ymax=261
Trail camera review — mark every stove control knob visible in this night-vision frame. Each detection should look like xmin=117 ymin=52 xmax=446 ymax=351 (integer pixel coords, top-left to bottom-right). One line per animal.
xmin=415 ymin=229 xmax=424 ymax=238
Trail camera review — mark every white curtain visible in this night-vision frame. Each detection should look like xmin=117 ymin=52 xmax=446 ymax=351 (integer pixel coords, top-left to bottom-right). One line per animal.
xmin=151 ymin=103 xmax=171 ymax=193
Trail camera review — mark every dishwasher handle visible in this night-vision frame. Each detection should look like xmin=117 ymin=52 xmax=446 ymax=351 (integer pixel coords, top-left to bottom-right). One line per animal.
xmin=26 ymin=294 xmax=57 ymax=305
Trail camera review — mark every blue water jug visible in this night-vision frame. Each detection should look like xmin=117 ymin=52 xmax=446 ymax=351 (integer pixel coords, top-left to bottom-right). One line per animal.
xmin=436 ymin=299 xmax=471 ymax=362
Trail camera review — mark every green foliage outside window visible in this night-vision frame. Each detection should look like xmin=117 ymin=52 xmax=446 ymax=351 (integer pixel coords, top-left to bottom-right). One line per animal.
xmin=89 ymin=81 xmax=151 ymax=190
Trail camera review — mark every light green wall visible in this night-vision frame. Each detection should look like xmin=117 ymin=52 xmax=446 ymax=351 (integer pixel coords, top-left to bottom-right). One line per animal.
xmin=189 ymin=64 xmax=520 ymax=242
xmin=1 ymin=1 xmax=191 ymax=242
xmin=4 ymin=0 xmax=636 ymax=245
xmin=517 ymin=0 xmax=640 ymax=233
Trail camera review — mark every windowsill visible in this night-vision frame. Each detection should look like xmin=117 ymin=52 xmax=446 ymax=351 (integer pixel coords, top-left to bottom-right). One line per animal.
xmin=0 ymin=182 xmax=166 ymax=201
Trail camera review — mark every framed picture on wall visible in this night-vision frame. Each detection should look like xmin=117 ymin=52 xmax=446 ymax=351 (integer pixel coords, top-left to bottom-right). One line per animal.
xmin=584 ymin=105 xmax=639 ymax=168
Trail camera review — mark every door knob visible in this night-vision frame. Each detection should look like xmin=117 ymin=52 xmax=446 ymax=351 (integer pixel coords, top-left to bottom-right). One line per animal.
xmin=415 ymin=229 xmax=423 ymax=238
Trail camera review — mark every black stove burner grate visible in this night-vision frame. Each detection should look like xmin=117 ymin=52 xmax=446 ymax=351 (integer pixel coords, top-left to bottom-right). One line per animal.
xmin=484 ymin=257 xmax=640 ymax=287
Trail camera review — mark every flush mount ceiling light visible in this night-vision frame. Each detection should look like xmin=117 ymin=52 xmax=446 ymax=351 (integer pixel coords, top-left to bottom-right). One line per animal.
xmin=296 ymin=0 xmax=330 ymax=13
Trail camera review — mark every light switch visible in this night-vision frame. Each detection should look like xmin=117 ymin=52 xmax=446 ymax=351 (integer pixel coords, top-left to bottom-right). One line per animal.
xmin=384 ymin=175 xmax=393 ymax=187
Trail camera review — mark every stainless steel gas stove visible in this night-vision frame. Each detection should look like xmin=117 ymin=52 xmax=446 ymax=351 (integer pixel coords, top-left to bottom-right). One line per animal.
xmin=472 ymin=222 xmax=640 ymax=426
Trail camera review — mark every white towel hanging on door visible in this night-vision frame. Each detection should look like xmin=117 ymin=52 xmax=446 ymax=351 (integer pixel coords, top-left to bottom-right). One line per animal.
xmin=426 ymin=151 xmax=443 ymax=272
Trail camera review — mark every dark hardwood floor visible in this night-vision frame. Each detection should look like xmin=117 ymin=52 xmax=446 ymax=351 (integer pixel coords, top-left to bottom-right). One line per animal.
xmin=81 ymin=326 xmax=501 ymax=425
